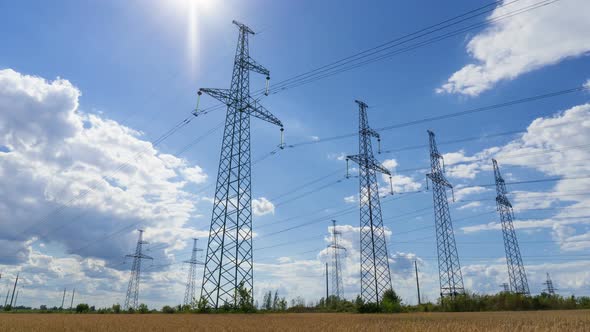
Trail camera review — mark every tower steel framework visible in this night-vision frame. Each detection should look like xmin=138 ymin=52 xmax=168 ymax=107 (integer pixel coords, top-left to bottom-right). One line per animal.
xmin=346 ymin=100 xmax=393 ymax=304
xmin=124 ymin=230 xmax=152 ymax=310
xmin=426 ymin=130 xmax=464 ymax=298
xmin=492 ymin=159 xmax=530 ymax=295
xmin=328 ymin=220 xmax=346 ymax=299
xmin=184 ymin=238 xmax=204 ymax=306
xmin=543 ymin=273 xmax=556 ymax=296
xmin=198 ymin=20 xmax=283 ymax=308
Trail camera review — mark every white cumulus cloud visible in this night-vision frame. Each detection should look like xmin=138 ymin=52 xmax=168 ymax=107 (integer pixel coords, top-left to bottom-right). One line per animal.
xmin=252 ymin=197 xmax=275 ymax=217
xmin=437 ymin=0 xmax=590 ymax=96
xmin=0 ymin=68 xmax=211 ymax=306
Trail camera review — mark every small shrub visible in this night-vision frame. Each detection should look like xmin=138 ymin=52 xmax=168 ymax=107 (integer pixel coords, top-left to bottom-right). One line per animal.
xmin=75 ymin=303 xmax=90 ymax=313
xmin=138 ymin=303 xmax=149 ymax=314
xmin=162 ymin=305 xmax=175 ymax=314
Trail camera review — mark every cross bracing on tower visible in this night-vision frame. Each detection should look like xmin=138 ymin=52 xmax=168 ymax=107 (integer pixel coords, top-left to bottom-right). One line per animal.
xmin=492 ymin=159 xmax=530 ymax=295
xmin=198 ymin=20 xmax=283 ymax=309
xmin=346 ymin=100 xmax=393 ymax=304
xmin=426 ymin=130 xmax=464 ymax=298
xmin=184 ymin=238 xmax=204 ymax=307
xmin=124 ymin=229 xmax=152 ymax=310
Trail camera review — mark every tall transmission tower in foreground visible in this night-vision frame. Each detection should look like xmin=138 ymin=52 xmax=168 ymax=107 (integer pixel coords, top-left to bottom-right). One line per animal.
xmin=184 ymin=238 xmax=204 ymax=306
xmin=198 ymin=20 xmax=283 ymax=308
xmin=346 ymin=100 xmax=393 ymax=304
xmin=328 ymin=220 xmax=346 ymax=299
xmin=493 ymin=159 xmax=530 ymax=295
xmin=426 ymin=130 xmax=464 ymax=298
xmin=543 ymin=273 xmax=556 ymax=296
xmin=124 ymin=230 xmax=152 ymax=310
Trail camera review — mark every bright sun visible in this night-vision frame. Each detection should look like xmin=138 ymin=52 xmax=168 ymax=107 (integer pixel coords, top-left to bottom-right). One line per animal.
xmin=160 ymin=0 xmax=219 ymax=74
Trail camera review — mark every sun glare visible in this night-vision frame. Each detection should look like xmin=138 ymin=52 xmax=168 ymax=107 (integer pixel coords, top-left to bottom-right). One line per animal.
xmin=161 ymin=0 xmax=218 ymax=76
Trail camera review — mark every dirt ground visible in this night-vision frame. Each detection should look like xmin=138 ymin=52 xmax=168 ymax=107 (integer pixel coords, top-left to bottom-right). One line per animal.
xmin=1 ymin=310 xmax=589 ymax=331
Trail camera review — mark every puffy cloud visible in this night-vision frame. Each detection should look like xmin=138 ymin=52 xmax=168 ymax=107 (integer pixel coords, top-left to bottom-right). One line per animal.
xmin=327 ymin=152 xmax=347 ymax=161
xmin=450 ymin=103 xmax=590 ymax=252
xmin=387 ymin=174 xmax=422 ymax=193
xmin=343 ymin=195 xmax=357 ymax=204
xmin=377 ymin=159 xmax=422 ymax=193
xmin=461 ymin=260 xmax=590 ymax=296
xmin=457 ymin=201 xmax=482 ymax=210
xmin=252 ymin=197 xmax=275 ymax=217
xmin=455 ymin=186 xmax=489 ymax=201
xmin=180 ymin=165 xmax=207 ymax=184
xmin=0 ymin=68 xmax=213 ymax=307
xmin=437 ymin=0 xmax=590 ymax=96
xmin=381 ymin=159 xmax=398 ymax=171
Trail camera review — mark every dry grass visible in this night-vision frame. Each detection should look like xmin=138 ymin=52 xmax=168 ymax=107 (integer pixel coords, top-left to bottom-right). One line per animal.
xmin=1 ymin=310 xmax=589 ymax=331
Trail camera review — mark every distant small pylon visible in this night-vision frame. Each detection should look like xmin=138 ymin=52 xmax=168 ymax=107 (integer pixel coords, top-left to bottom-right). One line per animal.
xmin=124 ymin=230 xmax=153 ymax=310
xmin=328 ymin=220 xmax=346 ymax=299
xmin=184 ymin=238 xmax=204 ymax=307
xmin=542 ymin=273 xmax=556 ymax=296
xmin=500 ymin=283 xmax=510 ymax=292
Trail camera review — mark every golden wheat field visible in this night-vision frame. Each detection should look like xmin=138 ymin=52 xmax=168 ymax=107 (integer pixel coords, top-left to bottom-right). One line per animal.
xmin=0 ymin=311 xmax=589 ymax=331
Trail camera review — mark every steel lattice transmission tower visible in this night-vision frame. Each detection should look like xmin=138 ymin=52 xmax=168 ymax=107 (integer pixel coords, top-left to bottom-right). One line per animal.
xmin=543 ymin=273 xmax=556 ymax=296
xmin=328 ymin=220 xmax=346 ymax=299
xmin=346 ymin=100 xmax=393 ymax=304
xmin=426 ymin=130 xmax=464 ymax=298
xmin=198 ymin=20 xmax=283 ymax=308
xmin=493 ymin=159 xmax=530 ymax=295
xmin=184 ymin=238 xmax=204 ymax=306
xmin=124 ymin=230 xmax=152 ymax=310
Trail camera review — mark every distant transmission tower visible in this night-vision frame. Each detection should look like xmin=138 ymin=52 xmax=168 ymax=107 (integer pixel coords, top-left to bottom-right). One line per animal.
xmin=543 ymin=273 xmax=556 ymax=296
xmin=426 ymin=130 xmax=464 ymax=298
xmin=198 ymin=20 xmax=283 ymax=308
xmin=184 ymin=238 xmax=204 ymax=306
xmin=70 ymin=288 xmax=75 ymax=311
xmin=328 ymin=220 xmax=346 ymax=299
xmin=493 ymin=159 xmax=530 ymax=295
xmin=500 ymin=283 xmax=510 ymax=292
xmin=60 ymin=288 xmax=66 ymax=309
xmin=124 ymin=230 xmax=152 ymax=310
xmin=346 ymin=100 xmax=393 ymax=304
xmin=8 ymin=272 xmax=18 ymax=308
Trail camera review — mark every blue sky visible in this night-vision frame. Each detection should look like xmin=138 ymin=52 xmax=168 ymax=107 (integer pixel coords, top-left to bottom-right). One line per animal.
xmin=1 ymin=0 xmax=589 ymax=308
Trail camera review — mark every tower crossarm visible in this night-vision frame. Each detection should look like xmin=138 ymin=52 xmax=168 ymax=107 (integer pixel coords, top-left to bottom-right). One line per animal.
xmin=426 ymin=171 xmax=453 ymax=189
xmin=244 ymin=96 xmax=283 ymax=127
xmin=347 ymin=154 xmax=391 ymax=176
xmin=232 ymin=20 xmax=255 ymax=35
xmin=199 ymin=88 xmax=232 ymax=106
xmin=184 ymin=258 xmax=204 ymax=265
xmin=138 ymin=254 xmax=153 ymax=260
xmin=243 ymin=56 xmax=270 ymax=77
xmin=360 ymin=127 xmax=379 ymax=139
xmin=328 ymin=244 xmax=347 ymax=251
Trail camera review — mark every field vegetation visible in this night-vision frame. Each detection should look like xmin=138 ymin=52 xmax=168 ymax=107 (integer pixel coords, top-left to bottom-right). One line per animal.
xmin=0 ymin=311 xmax=589 ymax=331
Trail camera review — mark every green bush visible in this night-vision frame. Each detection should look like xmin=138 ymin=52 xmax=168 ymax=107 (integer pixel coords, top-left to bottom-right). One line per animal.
xmin=162 ymin=305 xmax=175 ymax=314
xmin=196 ymin=296 xmax=211 ymax=313
xmin=357 ymin=302 xmax=381 ymax=313
xmin=75 ymin=303 xmax=90 ymax=313
xmin=138 ymin=303 xmax=149 ymax=314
